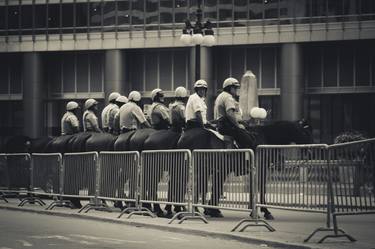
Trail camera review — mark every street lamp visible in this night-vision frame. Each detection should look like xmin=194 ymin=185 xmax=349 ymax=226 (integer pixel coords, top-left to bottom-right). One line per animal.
xmin=179 ymin=1 xmax=216 ymax=47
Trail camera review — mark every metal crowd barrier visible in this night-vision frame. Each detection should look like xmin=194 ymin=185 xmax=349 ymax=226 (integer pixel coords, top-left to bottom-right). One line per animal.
xmin=58 ymin=152 xmax=100 ymax=213
xmin=0 ymin=153 xmax=32 ymax=204
xmin=306 ymin=138 xmax=375 ymax=243
xmin=97 ymin=151 xmax=150 ymax=218
xmin=191 ymin=149 xmax=272 ymax=230
xmin=19 ymin=153 xmax=63 ymax=207
xmin=139 ymin=150 xmax=193 ymax=222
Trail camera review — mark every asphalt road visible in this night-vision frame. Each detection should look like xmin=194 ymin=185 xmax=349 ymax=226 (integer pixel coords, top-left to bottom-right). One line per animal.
xmin=0 ymin=210 xmax=270 ymax=249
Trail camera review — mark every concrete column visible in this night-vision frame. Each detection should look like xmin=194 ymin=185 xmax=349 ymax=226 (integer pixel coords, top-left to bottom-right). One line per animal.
xmin=280 ymin=43 xmax=304 ymax=121
xmin=104 ymin=50 xmax=126 ymax=100
xmin=23 ymin=52 xmax=45 ymax=138
xmin=199 ymin=46 xmax=214 ymax=120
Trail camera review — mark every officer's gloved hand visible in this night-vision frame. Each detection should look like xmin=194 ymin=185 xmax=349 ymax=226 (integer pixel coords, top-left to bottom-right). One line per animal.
xmin=238 ymin=124 xmax=246 ymax=130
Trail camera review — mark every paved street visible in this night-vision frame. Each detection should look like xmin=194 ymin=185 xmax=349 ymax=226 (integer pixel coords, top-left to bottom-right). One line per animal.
xmin=0 ymin=210 xmax=270 ymax=249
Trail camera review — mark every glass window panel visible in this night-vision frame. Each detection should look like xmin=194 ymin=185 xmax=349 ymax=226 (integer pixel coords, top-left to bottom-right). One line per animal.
xmin=217 ymin=48 xmax=231 ymax=89
xmin=343 ymin=0 xmax=359 ymax=21
xmin=173 ymin=50 xmax=187 ymax=88
xmin=356 ymin=46 xmax=370 ymax=86
xmin=294 ymin=0 xmax=309 ymax=23
xmin=21 ymin=5 xmax=32 ymax=31
xmin=204 ymin=0 xmax=217 ymax=22
xmin=47 ymin=4 xmax=59 ymax=31
xmin=129 ymin=52 xmax=144 ymax=90
xmin=306 ymin=46 xmax=322 ymax=88
xmin=159 ymin=51 xmax=172 ymax=91
xmin=118 ymin=1 xmax=130 ymax=31
xmin=326 ymin=0 xmax=343 ymax=22
xmin=77 ymin=53 xmax=89 ymax=92
xmin=75 ymin=2 xmax=88 ymax=33
xmin=218 ymin=0 xmax=232 ymax=27
xmin=145 ymin=51 xmax=158 ymax=91
xmin=175 ymin=0 xmax=188 ymax=23
xmin=234 ymin=0 xmax=247 ymax=26
xmin=361 ymin=0 xmax=375 ymax=20
xmin=0 ymin=6 xmax=5 ymax=33
xmin=90 ymin=1 xmax=103 ymax=32
xmin=63 ymin=53 xmax=75 ymax=92
xmin=311 ymin=0 xmax=327 ymax=23
xmin=146 ymin=0 xmax=159 ymax=30
xmin=188 ymin=0 xmax=198 ymax=21
xmin=264 ymin=0 xmax=279 ymax=19
xmin=231 ymin=48 xmax=245 ymax=82
xmin=103 ymin=2 xmax=115 ymax=29
xmin=261 ymin=47 xmax=276 ymax=89
xmin=8 ymin=5 xmax=19 ymax=35
xmin=9 ymin=54 xmax=22 ymax=94
xmin=323 ymin=46 xmax=337 ymax=87
xmin=89 ymin=53 xmax=103 ymax=92
xmin=0 ymin=57 xmax=8 ymax=94
xmin=339 ymin=44 xmax=354 ymax=87
xmin=131 ymin=0 xmax=144 ymax=27
xmin=62 ymin=3 xmax=74 ymax=33
xmin=246 ymin=48 xmax=260 ymax=87
xmin=249 ymin=0 xmax=263 ymax=25
xmin=160 ymin=0 xmax=172 ymax=26
xmin=48 ymin=54 xmax=62 ymax=93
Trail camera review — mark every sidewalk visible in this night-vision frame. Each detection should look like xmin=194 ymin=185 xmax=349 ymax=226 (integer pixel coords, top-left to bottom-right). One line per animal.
xmin=1 ymin=198 xmax=374 ymax=249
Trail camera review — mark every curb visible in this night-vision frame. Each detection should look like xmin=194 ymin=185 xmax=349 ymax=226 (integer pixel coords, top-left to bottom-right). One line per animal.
xmin=0 ymin=205 xmax=312 ymax=249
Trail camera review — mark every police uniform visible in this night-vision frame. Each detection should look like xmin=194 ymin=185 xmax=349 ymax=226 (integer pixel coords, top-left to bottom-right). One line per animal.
xmin=107 ymin=105 xmax=120 ymax=133
xmin=101 ymin=103 xmax=117 ymax=132
xmin=61 ymin=111 xmax=80 ymax=135
xmin=83 ymin=110 xmax=101 ymax=132
xmin=214 ymin=91 xmax=255 ymax=149
xmin=169 ymin=101 xmax=186 ymax=133
xmin=119 ymin=101 xmax=147 ymax=132
xmin=149 ymin=102 xmax=170 ymax=130
xmin=185 ymin=93 xmax=207 ymax=129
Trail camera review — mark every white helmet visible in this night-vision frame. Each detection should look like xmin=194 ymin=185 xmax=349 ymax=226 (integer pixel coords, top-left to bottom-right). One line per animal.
xmin=116 ymin=95 xmax=128 ymax=104
xmin=194 ymin=79 xmax=208 ymax=89
xmin=223 ymin=77 xmax=240 ymax=89
xmin=66 ymin=101 xmax=79 ymax=111
xmin=128 ymin=91 xmax=142 ymax=102
xmin=175 ymin=86 xmax=188 ymax=98
xmin=84 ymin=98 xmax=98 ymax=110
xmin=151 ymin=88 xmax=163 ymax=101
xmin=108 ymin=92 xmax=121 ymax=102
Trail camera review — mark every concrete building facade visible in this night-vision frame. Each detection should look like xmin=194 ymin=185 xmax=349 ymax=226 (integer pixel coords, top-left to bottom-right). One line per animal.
xmin=0 ymin=0 xmax=374 ymax=143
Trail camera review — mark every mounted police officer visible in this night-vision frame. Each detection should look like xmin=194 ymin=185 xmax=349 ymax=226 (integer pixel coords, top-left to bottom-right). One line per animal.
xmin=214 ymin=77 xmax=255 ymax=149
xmin=110 ymin=95 xmax=128 ymax=135
xmin=169 ymin=86 xmax=188 ymax=133
xmin=149 ymin=88 xmax=170 ymax=130
xmin=185 ymin=80 xmax=209 ymax=130
xmin=101 ymin=92 xmax=121 ymax=132
xmin=83 ymin=98 xmax=102 ymax=133
xmin=61 ymin=101 xmax=80 ymax=135
xmin=119 ymin=91 xmax=151 ymax=133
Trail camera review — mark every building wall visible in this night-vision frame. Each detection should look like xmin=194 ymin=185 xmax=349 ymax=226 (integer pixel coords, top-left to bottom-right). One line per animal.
xmin=0 ymin=0 xmax=375 ymax=142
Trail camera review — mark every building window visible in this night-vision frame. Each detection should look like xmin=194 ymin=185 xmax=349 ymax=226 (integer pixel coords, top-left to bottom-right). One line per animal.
xmin=21 ymin=4 xmax=32 ymax=35
xmin=146 ymin=0 xmax=159 ymax=30
xmin=131 ymin=0 xmax=145 ymax=28
xmin=90 ymin=1 xmax=103 ymax=32
xmin=234 ymin=0 xmax=248 ymax=26
xmin=62 ymin=3 xmax=74 ymax=33
xmin=47 ymin=3 xmax=60 ymax=33
xmin=174 ymin=0 xmax=188 ymax=24
xmin=218 ymin=0 xmax=233 ymax=27
xmin=118 ymin=1 xmax=130 ymax=31
xmin=160 ymin=0 xmax=173 ymax=28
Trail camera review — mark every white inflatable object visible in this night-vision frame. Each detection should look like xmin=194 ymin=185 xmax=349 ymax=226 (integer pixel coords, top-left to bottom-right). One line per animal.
xmin=258 ymin=108 xmax=267 ymax=119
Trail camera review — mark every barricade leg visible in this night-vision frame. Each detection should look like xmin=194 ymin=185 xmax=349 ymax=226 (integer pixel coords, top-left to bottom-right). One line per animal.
xmin=18 ymin=194 xmax=46 ymax=207
xmin=46 ymin=197 xmax=74 ymax=210
xmin=0 ymin=192 xmax=8 ymax=203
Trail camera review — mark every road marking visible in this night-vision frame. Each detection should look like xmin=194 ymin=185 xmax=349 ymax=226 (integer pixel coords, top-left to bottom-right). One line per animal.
xmin=70 ymin=234 xmax=146 ymax=244
xmin=0 ymin=247 xmax=14 ymax=249
xmin=16 ymin=240 xmax=33 ymax=247
xmin=29 ymin=235 xmax=96 ymax=245
xmin=160 ymin=236 xmax=189 ymax=242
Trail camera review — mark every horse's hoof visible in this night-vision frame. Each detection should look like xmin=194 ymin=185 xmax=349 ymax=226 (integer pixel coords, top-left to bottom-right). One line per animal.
xmin=264 ymin=213 xmax=274 ymax=220
xmin=154 ymin=210 xmax=165 ymax=218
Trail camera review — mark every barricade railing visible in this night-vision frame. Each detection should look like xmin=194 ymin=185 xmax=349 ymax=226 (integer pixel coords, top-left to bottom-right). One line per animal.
xmin=191 ymin=149 xmax=272 ymax=230
xmin=0 ymin=154 xmax=9 ymax=202
xmin=56 ymin=152 xmax=100 ymax=212
xmin=0 ymin=153 xmax=32 ymax=204
xmin=19 ymin=153 xmax=63 ymax=207
xmin=97 ymin=151 xmax=148 ymax=218
xmin=306 ymin=139 xmax=375 ymax=243
xmin=139 ymin=150 xmax=193 ymax=222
